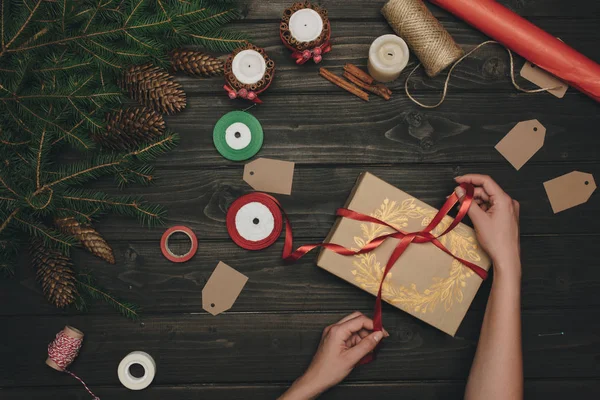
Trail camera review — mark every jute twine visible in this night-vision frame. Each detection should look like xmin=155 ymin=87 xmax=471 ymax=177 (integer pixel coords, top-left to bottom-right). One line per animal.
xmin=381 ymin=0 xmax=463 ymax=78
xmin=405 ymin=40 xmax=559 ymax=109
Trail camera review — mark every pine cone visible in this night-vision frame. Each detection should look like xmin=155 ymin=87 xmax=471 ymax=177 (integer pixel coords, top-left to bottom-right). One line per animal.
xmin=121 ymin=63 xmax=186 ymax=115
xmin=97 ymin=107 xmax=165 ymax=150
xmin=55 ymin=217 xmax=116 ymax=264
xmin=31 ymin=242 xmax=78 ymax=308
xmin=170 ymin=50 xmax=224 ymax=77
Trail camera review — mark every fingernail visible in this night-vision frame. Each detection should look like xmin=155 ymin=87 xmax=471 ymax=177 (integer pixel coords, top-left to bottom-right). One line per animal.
xmin=454 ymin=175 xmax=461 ymax=180
xmin=383 ymin=328 xmax=390 ymax=337
xmin=454 ymin=186 xmax=465 ymax=198
xmin=373 ymin=332 xmax=382 ymax=342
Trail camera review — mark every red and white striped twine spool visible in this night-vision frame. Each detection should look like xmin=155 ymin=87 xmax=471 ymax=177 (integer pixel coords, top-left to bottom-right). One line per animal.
xmin=47 ymin=326 xmax=100 ymax=400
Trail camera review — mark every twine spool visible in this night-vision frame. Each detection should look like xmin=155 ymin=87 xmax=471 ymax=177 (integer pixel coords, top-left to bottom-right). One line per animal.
xmin=46 ymin=326 xmax=100 ymax=399
xmin=381 ymin=0 xmax=463 ymax=77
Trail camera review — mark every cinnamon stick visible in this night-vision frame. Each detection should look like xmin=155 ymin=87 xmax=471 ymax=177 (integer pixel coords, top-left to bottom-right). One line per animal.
xmin=343 ymin=71 xmax=392 ymax=100
xmin=344 ymin=63 xmax=374 ymax=85
xmin=319 ymin=68 xmax=369 ymax=101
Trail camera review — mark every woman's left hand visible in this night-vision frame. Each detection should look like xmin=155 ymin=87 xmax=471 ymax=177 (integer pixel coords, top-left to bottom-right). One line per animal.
xmin=279 ymin=312 xmax=388 ymax=399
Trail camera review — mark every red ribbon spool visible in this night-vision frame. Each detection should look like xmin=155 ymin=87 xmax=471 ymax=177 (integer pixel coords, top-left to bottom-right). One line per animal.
xmin=160 ymin=226 xmax=198 ymax=263
xmin=226 ymin=186 xmax=488 ymax=363
xmin=226 ymin=193 xmax=283 ymax=250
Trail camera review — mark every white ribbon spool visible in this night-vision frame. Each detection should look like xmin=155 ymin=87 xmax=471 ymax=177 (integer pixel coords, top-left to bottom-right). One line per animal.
xmin=289 ymin=8 xmax=324 ymax=42
xmin=367 ymin=34 xmax=410 ymax=83
xmin=117 ymin=351 xmax=156 ymax=391
xmin=231 ymin=49 xmax=266 ymax=85
xmin=225 ymin=122 xmax=252 ymax=150
xmin=234 ymin=202 xmax=275 ymax=242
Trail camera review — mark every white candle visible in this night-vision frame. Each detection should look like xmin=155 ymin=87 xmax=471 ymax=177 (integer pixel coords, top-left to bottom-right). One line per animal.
xmin=231 ymin=49 xmax=266 ymax=85
xmin=289 ymin=8 xmax=323 ymax=42
xmin=367 ymin=34 xmax=409 ymax=83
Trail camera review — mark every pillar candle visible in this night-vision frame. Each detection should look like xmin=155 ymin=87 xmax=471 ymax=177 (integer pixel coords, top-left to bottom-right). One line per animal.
xmin=231 ymin=49 xmax=266 ymax=85
xmin=289 ymin=8 xmax=323 ymax=42
xmin=367 ymin=34 xmax=409 ymax=83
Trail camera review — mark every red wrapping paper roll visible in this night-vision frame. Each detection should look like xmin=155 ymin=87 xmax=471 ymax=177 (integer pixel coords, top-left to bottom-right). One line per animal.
xmin=429 ymin=0 xmax=600 ymax=102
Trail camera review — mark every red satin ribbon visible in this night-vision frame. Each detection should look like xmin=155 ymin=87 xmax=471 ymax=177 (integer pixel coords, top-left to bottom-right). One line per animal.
xmin=280 ymin=22 xmax=332 ymax=64
xmin=226 ymin=184 xmax=488 ymax=362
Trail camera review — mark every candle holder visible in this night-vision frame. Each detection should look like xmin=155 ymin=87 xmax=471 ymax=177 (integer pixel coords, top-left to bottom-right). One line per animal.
xmin=224 ymin=43 xmax=275 ymax=103
xmin=280 ymin=2 xmax=331 ymax=64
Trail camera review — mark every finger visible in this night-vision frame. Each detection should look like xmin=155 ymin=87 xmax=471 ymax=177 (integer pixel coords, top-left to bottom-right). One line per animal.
xmin=455 ymin=174 xmax=505 ymax=198
xmin=332 ymin=315 xmax=375 ymax=341
xmin=346 ymin=331 xmax=384 ymax=365
xmin=473 ymin=187 xmax=490 ymax=203
xmin=336 ymin=311 xmax=363 ymax=325
xmin=346 ymin=333 xmax=363 ymax=348
xmin=513 ymin=199 xmax=520 ymax=216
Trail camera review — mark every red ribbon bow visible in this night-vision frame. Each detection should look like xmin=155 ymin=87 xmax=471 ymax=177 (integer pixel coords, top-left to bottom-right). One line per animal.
xmin=223 ymin=85 xmax=263 ymax=104
xmin=259 ymin=183 xmax=488 ymax=363
xmin=290 ymin=41 xmax=332 ymax=65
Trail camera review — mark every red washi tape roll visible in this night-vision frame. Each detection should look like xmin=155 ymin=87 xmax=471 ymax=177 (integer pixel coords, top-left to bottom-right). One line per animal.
xmin=226 ymin=193 xmax=283 ymax=250
xmin=160 ymin=226 xmax=198 ymax=262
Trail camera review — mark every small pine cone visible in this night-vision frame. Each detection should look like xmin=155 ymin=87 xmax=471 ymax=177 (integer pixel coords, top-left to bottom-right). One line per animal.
xmin=55 ymin=217 xmax=116 ymax=264
xmin=31 ymin=242 xmax=78 ymax=308
xmin=97 ymin=107 xmax=165 ymax=150
xmin=170 ymin=50 xmax=224 ymax=77
xmin=121 ymin=63 xmax=186 ymax=115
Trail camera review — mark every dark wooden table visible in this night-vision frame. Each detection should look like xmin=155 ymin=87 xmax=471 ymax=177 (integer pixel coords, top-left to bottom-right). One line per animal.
xmin=2 ymin=1 xmax=600 ymax=398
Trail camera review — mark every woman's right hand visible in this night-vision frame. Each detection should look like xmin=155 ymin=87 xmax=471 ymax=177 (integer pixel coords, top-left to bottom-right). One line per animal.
xmin=454 ymin=174 xmax=521 ymax=282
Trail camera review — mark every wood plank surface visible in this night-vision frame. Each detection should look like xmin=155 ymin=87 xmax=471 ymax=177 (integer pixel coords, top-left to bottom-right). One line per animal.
xmin=2 ymin=380 xmax=599 ymax=400
xmin=3 ymin=0 xmax=600 ymax=398
xmin=177 ymin=20 xmax=600 ymax=94
xmin=241 ymin=0 xmax=600 ymax=19
xmin=85 ymin=164 xmax=600 ymax=241
xmin=1 ymin=234 xmax=597 ymax=316
xmin=1 ymin=310 xmax=598 ymax=387
xmin=156 ymin=92 xmax=600 ymax=167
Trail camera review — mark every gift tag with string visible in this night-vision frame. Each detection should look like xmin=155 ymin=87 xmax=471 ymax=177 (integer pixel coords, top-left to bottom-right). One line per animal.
xmin=520 ymin=62 xmax=568 ymax=99
xmin=244 ymin=158 xmax=295 ymax=195
xmin=543 ymin=171 xmax=596 ymax=213
xmin=202 ymin=262 xmax=248 ymax=316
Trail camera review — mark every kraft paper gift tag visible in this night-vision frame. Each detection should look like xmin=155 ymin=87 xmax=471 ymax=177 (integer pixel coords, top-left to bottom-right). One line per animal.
xmin=244 ymin=158 xmax=295 ymax=195
xmin=202 ymin=262 xmax=248 ymax=316
xmin=520 ymin=62 xmax=568 ymax=98
xmin=495 ymin=120 xmax=546 ymax=170
xmin=543 ymin=171 xmax=596 ymax=213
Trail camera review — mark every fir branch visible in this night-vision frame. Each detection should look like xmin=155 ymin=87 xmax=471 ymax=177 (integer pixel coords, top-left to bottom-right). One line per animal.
xmin=77 ymin=274 xmax=140 ymax=320
xmin=35 ymin=125 xmax=46 ymax=188
xmin=0 ymin=0 xmax=44 ymax=54
xmin=0 ymin=208 xmax=19 ymax=235
xmin=12 ymin=215 xmax=75 ymax=254
xmin=0 ymin=175 xmax=19 ymax=197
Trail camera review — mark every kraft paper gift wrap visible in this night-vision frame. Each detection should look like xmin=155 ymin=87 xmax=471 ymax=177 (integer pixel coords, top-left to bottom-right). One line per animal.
xmin=317 ymin=172 xmax=491 ymax=335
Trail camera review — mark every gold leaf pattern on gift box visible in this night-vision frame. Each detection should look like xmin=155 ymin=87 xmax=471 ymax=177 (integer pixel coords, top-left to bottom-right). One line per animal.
xmin=352 ymin=198 xmax=481 ymax=314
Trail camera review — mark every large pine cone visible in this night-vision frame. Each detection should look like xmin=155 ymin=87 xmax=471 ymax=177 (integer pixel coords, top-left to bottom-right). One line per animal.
xmin=31 ymin=242 xmax=78 ymax=308
xmin=55 ymin=217 xmax=116 ymax=264
xmin=170 ymin=50 xmax=224 ymax=77
xmin=121 ymin=64 xmax=186 ymax=115
xmin=97 ymin=107 xmax=165 ymax=150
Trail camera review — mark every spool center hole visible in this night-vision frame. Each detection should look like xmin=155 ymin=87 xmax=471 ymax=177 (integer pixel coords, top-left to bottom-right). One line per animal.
xmin=253 ymin=218 xmax=260 ymax=225
xmin=387 ymin=52 xmax=394 ymax=57
xmin=129 ymin=363 xmax=145 ymax=378
xmin=234 ymin=131 xmax=241 ymax=138
xmin=167 ymin=231 xmax=192 ymax=257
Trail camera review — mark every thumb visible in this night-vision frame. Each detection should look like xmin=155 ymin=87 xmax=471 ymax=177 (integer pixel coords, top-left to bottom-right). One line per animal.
xmin=346 ymin=331 xmax=383 ymax=365
xmin=455 ymin=187 xmax=487 ymax=226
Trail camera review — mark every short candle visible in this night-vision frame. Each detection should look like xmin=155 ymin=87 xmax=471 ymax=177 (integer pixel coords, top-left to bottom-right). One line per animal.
xmin=368 ymin=34 xmax=410 ymax=83
xmin=231 ymin=49 xmax=267 ymax=85
xmin=289 ymin=8 xmax=323 ymax=42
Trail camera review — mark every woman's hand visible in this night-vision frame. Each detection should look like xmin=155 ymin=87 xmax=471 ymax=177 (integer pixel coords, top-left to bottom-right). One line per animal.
xmin=279 ymin=312 xmax=388 ymax=399
xmin=454 ymin=174 xmax=521 ymax=282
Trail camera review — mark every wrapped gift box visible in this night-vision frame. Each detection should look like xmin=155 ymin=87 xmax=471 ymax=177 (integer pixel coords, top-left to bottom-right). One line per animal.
xmin=317 ymin=172 xmax=491 ymax=335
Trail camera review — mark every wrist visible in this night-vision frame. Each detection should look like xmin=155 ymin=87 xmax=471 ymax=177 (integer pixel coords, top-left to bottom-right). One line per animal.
xmin=281 ymin=372 xmax=324 ymax=400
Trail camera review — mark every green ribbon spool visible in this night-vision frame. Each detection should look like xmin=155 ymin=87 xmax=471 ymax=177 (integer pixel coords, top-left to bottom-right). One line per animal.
xmin=213 ymin=111 xmax=263 ymax=161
